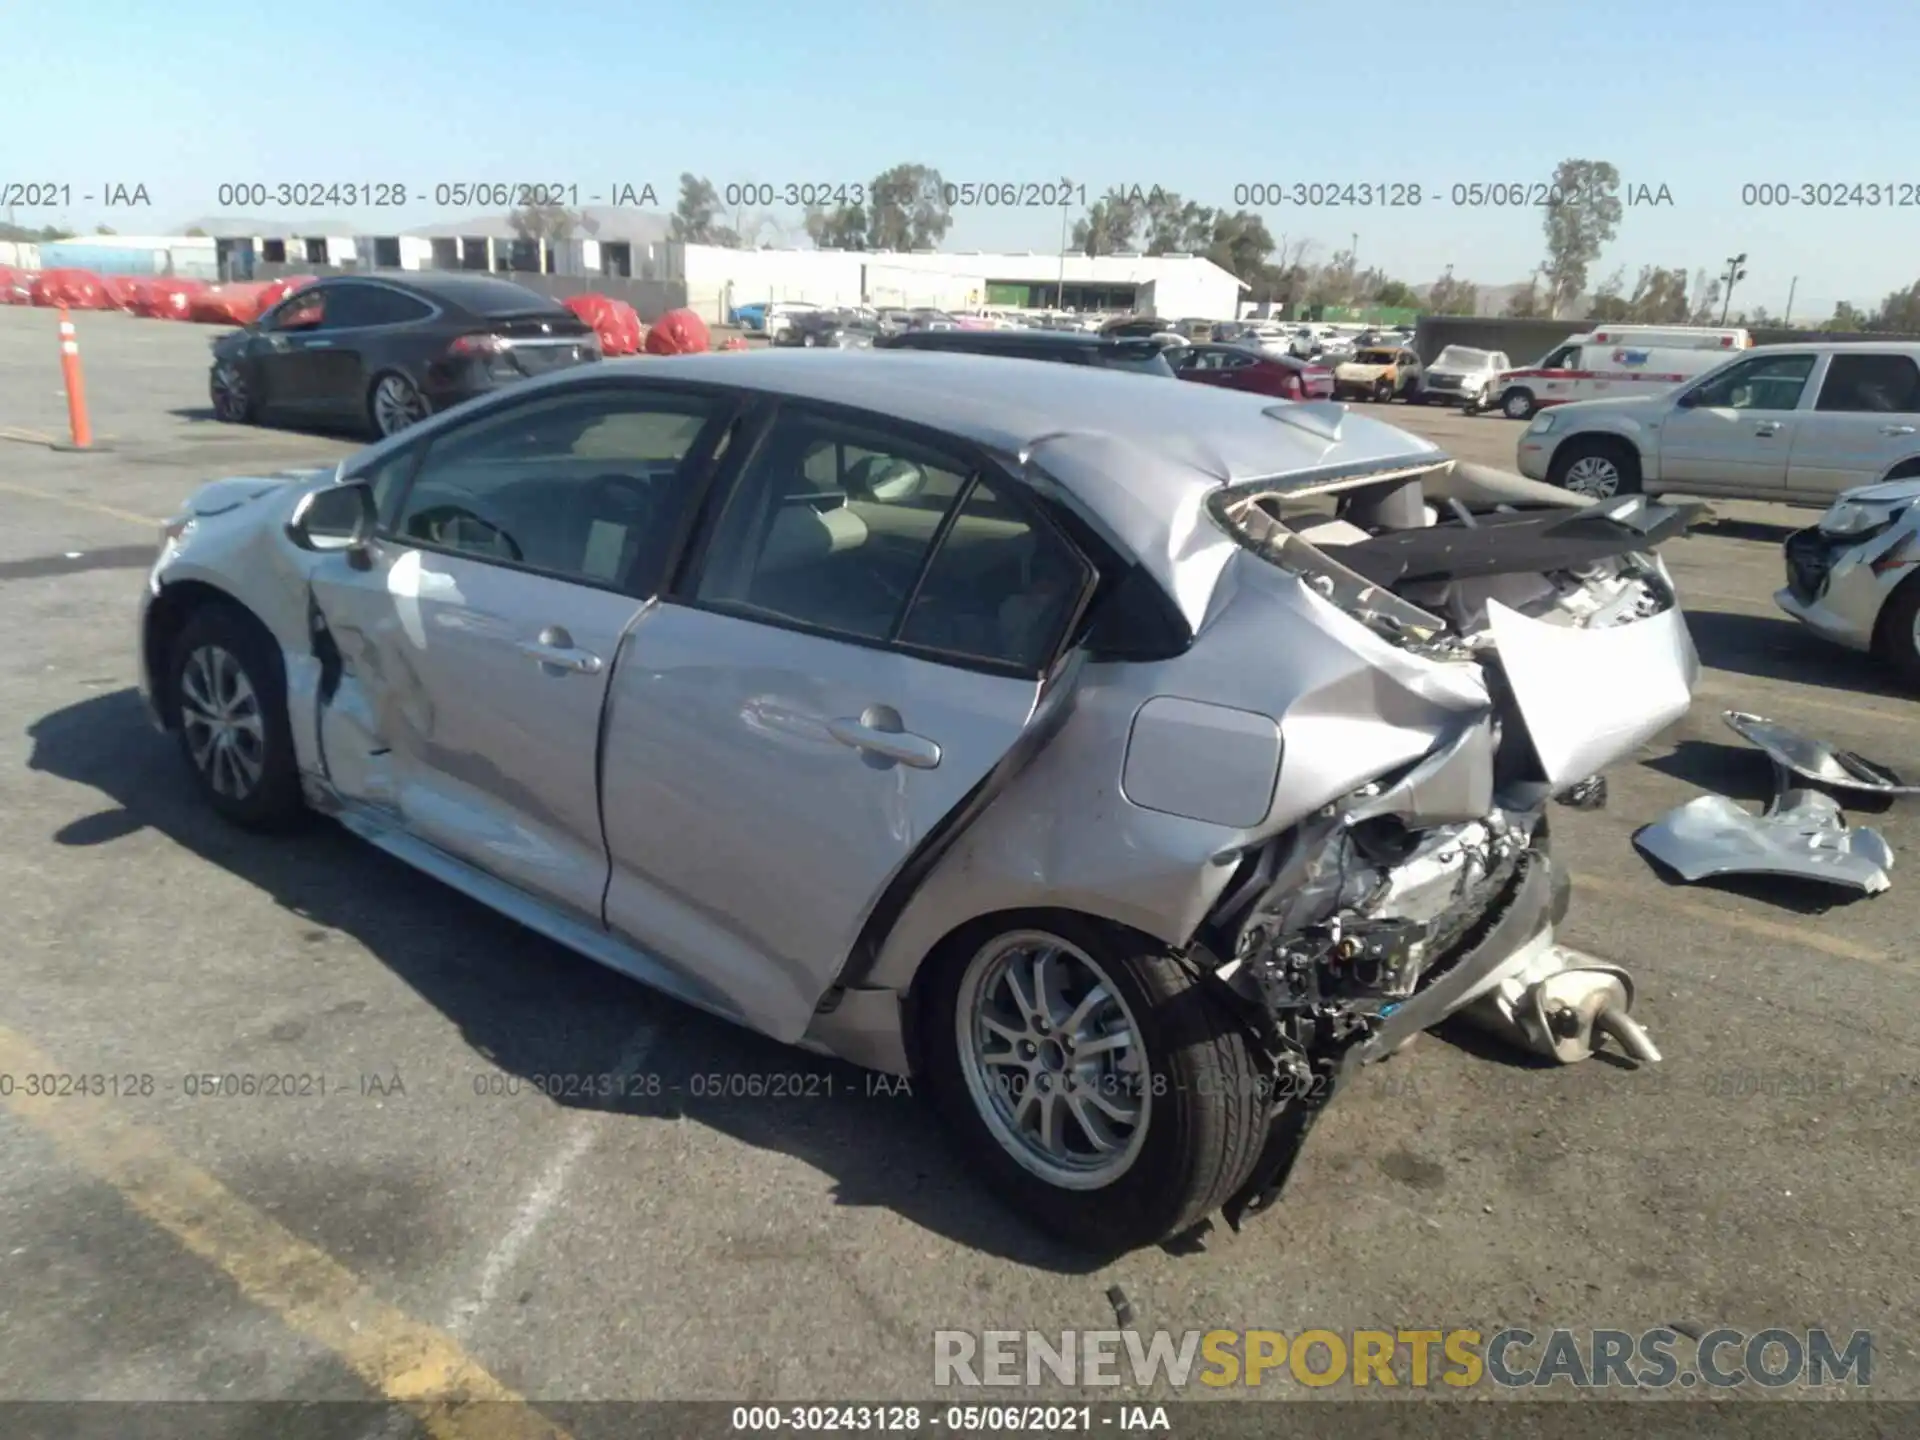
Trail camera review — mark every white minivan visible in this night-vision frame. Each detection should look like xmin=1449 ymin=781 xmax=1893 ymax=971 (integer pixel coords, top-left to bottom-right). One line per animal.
xmin=1489 ymin=326 xmax=1752 ymax=420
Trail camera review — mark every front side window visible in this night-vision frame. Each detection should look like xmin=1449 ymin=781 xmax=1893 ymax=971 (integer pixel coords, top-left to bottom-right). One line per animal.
xmin=389 ymin=387 xmax=723 ymax=589
xmin=1814 ymin=353 xmax=1920 ymax=414
xmin=1685 ymin=353 xmax=1817 ymax=411
xmin=265 ymin=291 xmax=326 ymax=331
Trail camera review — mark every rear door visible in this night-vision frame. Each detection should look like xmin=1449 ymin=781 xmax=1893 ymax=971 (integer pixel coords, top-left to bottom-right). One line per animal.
xmin=1657 ymin=351 xmax=1819 ymax=494
xmin=308 ymin=381 xmax=736 ymax=925
xmin=598 ymin=403 xmax=1095 ymax=1042
xmin=1786 ymin=351 xmax=1920 ymax=501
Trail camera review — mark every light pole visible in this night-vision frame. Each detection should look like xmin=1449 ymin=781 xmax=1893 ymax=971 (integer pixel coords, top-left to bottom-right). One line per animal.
xmin=1058 ymin=202 xmax=1069 ymax=311
xmin=1783 ymin=275 xmax=1798 ymax=326
xmin=1719 ymin=252 xmax=1748 ymax=325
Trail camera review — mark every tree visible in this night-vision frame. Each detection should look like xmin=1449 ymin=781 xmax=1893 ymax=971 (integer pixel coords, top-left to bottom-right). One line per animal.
xmin=670 ymin=173 xmax=728 ymax=243
xmin=184 ymin=227 xmax=208 ymax=238
xmin=1072 ymin=192 xmax=1143 ymax=256
xmin=1425 ymin=267 xmax=1479 ymax=316
xmin=804 ymin=203 xmax=868 ymax=249
xmin=1586 ymin=267 xmax=1630 ymax=321
xmin=1504 ymin=274 xmax=1549 ymax=318
xmin=1687 ymin=268 xmax=1723 ymax=325
xmin=1372 ymin=279 xmax=1418 ymax=309
xmin=508 ymin=202 xmax=581 ymax=247
xmin=1822 ymin=301 xmax=1868 ymax=332
xmin=1873 ymin=280 xmax=1920 ymax=333
xmin=1540 ymin=159 xmax=1622 ymax=318
xmin=94 ymin=224 xmax=117 ymax=236
xmin=1204 ymin=209 xmax=1274 ymax=286
xmin=1142 ymin=189 xmax=1215 ymax=255
xmin=866 ymin=163 xmax=951 ymax=250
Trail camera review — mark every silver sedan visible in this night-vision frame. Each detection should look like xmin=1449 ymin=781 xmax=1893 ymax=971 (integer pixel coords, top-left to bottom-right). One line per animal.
xmin=138 ymin=350 xmax=1697 ymax=1253
xmin=1776 ymin=477 xmax=1920 ymax=685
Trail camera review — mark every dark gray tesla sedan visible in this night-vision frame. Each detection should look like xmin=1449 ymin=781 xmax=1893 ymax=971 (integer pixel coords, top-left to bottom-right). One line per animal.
xmin=209 ymin=272 xmax=601 ymax=439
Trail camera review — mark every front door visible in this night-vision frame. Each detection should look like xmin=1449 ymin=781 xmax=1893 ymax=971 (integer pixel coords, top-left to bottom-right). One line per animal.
xmin=1656 ymin=351 xmax=1817 ymax=494
xmin=250 ymin=287 xmax=331 ymax=418
xmin=599 ymin=405 xmax=1094 ymax=1042
xmin=309 ymin=380 xmax=735 ymax=923
xmin=1786 ymin=351 xmax=1920 ymax=501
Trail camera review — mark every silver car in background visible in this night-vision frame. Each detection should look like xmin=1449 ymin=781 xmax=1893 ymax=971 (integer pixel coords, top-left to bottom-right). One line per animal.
xmin=1424 ymin=345 xmax=1512 ymax=409
xmin=1777 ymin=476 xmax=1920 ymax=685
xmin=137 ymin=351 xmax=1696 ymax=1254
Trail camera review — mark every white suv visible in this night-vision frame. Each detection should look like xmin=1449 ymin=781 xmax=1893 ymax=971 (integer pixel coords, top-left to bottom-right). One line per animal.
xmin=1515 ymin=343 xmax=1920 ymax=503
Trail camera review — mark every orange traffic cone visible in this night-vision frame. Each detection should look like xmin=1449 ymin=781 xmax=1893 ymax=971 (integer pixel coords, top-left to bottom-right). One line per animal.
xmin=50 ymin=305 xmax=110 ymax=452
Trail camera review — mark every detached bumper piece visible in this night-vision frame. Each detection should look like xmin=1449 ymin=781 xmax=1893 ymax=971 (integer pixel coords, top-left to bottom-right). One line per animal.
xmin=1723 ymin=709 xmax=1920 ymax=797
xmin=1633 ymin=789 xmax=1895 ymax=897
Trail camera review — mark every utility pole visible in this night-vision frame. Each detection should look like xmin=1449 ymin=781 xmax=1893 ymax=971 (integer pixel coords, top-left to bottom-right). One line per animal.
xmin=1783 ymin=275 xmax=1798 ymax=326
xmin=1058 ymin=202 xmax=1069 ymax=311
xmin=1719 ymin=252 xmax=1748 ymax=325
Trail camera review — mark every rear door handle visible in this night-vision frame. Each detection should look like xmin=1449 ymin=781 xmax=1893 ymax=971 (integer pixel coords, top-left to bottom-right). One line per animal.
xmin=1880 ymin=424 xmax=1917 ymax=436
xmin=517 ymin=625 xmax=602 ymax=675
xmin=827 ymin=708 xmax=941 ymax=769
xmin=1754 ymin=421 xmax=1783 ymax=436
xmin=301 ymin=339 xmax=333 ymax=349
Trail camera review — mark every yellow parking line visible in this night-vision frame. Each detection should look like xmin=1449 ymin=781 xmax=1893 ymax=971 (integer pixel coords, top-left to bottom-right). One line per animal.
xmin=1573 ymin=872 xmax=1897 ymax=966
xmin=0 ymin=1024 xmax=570 ymax=1440
xmin=0 ymin=478 xmax=162 ymax=529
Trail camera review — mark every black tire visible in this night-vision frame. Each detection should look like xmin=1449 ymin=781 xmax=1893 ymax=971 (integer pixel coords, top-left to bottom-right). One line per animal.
xmin=1546 ymin=435 xmax=1642 ymax=499
xmin=1373 ymin=379 xmax=1394 ymax=403
xmin=367 ymin=370 xmax=429 ymax=440
xmin=1502 ymin=388 xmax=1536 ymax=421
xmin=167 ymin=602 xmax=306 ymax=830
xmin=209 ymin=361 xmax=253 ymax=424
xmin=1873 ymin=573 xmax=1920 ymax=689
xmin=920 ymin=912 xmax=1267 ymax=1256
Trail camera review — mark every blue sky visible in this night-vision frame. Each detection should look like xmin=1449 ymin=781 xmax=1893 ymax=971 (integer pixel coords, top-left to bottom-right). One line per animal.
xmin=5 ymin=0 xmax=1909 ymax=316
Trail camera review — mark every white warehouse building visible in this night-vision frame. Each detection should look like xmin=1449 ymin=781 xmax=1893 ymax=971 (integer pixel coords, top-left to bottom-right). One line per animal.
xmin=667 ymin=244 xmax=1247 ymax=321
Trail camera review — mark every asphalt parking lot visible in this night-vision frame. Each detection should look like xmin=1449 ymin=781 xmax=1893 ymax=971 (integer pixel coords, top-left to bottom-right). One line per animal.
xmin=0 ymin=306 xmax=1915 ymax=1432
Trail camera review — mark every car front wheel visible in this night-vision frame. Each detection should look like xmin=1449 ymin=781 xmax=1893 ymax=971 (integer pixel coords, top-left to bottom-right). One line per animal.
xmin=210 ymin=361 xmax=253 ymax=423
xmin=1874 ymin=573 xmax=1920 ymax=689
xmin=1548 ymin=436 xmax=1642 ymax=499
xmin=923 ymin=915 xmax=1267 ymax=1255
xmin=168 ymin=603 xmax=306 ymax=830
xmin=1502 ymin=389 xmax=1536 ymax=420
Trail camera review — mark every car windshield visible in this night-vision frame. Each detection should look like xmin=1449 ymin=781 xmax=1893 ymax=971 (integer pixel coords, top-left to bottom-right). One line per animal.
xmin=449 ymin=278 xmax=567 ymax=315
xmin=1357 ymin=349 xmax=1398 ymax=364
xmin=1097 ymin=349 xmax=1176 ymax=376
xmin=1434 ymin=346 xmax=1491 ymax=369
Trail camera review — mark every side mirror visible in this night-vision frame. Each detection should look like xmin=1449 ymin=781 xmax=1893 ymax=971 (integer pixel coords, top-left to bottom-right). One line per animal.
xmin=287 ymin=479 xmax=377 ymax=557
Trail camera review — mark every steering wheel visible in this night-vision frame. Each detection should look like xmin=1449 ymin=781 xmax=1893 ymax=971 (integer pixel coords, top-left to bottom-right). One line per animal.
xmin=407 ymin=504 xmax=524 ymax=562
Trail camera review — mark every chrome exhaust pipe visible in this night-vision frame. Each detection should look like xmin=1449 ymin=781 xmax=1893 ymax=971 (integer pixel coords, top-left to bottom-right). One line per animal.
xmin=1459 ymin=940 xmax=1660 ymax=1065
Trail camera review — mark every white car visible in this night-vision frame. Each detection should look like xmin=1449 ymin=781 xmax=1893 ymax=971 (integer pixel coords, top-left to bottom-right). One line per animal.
xmin=1492 ymin=326 xmax=1751 ymax=421
xmin=763 ymin=301 xmax=823 ymax=341
xmin=1516 ymin=343 xmax=1920 ymax=503
xmin=1421 ymin=346 xmax=1511 ymax=409
xmin=1777 ymin=478 xmax=1920 ymax=685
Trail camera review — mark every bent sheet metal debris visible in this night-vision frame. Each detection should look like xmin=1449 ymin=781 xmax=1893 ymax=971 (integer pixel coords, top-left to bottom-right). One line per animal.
xmin=1632 ymin=788 xmax=1895 ymax=896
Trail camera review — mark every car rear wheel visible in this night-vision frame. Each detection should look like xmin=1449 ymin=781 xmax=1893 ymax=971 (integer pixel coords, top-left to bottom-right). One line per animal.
xmin=369 ymin=372 xmax=429 ymax=439
xmin=1873 ymin=573 xmax=1920 ymax=689
xmin=1548 ymin=436 xmax=1642 ymax=499
xmin=1502 ymin=389 xmax=1536 ymax=420
xmin=210 ymin=361 xmax=253 ymax=423
xmin=923 ymin=914 xmax=1266 ymax=1256
xmin=168 ymin=603 xmax=306 ymax=830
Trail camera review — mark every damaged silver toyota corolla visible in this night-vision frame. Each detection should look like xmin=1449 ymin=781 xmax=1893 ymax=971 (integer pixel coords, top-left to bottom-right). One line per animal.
xmin=136 ymin=350 xmax=1699 ymax=1254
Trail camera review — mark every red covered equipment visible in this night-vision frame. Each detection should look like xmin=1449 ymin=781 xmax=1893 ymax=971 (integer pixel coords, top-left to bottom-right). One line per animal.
xmin=256 ymin=274 xmax=318 ymax=313
xmin=644 ymin=307 xmax=711 ymax=355
xmin=29 ymin=268 xmax=108 ymax=309
xmin=0 ymin=266 xmax=30 ymax=304
xmin=131 ymin=278 xmax=208 ymax=320
xmin=187 ymin=282 xmax=272 ymax=326
xmin=562 ymin=292 xmax=645 ymax=356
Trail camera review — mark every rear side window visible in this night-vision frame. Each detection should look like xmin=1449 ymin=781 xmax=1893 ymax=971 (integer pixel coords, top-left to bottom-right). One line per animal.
xmin=1815 ymin=353 xmax=1920 ymax=413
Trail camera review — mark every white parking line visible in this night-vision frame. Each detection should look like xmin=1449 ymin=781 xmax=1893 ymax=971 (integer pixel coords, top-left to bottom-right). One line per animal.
xmin=447 ymin=1019 xmax=661 ymax=1340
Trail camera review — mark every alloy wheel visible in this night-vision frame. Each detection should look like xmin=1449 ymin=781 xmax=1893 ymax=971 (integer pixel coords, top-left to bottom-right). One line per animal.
xmin=372 ymin=375 xmax=428 ymax=436
xmin=211 ymin=363 xmax=247 ymax=421
xmin=1562 ymin=455 xmax=1623 ymax=498
xmin=179 ymin=644 xmax=265 ymax=800
xmin=955 ymin=930 xmax=1151 ymax=1189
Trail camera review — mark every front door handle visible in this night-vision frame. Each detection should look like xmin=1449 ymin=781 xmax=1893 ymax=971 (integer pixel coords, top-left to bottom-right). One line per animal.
xmin=1754 ymin=421 xmax=1783 ymax=436
xmin=827 ymin=707 xmax=941 ymax=770
xmin=1880 ymin=424 xmax=1917 ymax=436
xmin=301 ymin=339 xmax=333 ymax=349
xmin=517 ymin=625 xmax=602 ymax=675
